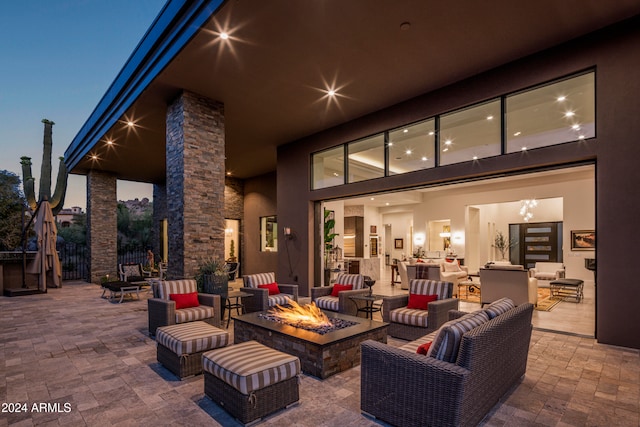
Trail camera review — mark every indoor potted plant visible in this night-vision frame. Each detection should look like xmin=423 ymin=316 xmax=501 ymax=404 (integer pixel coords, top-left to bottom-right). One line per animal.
xmin=493 ymin=231 xmax=516 ymax=261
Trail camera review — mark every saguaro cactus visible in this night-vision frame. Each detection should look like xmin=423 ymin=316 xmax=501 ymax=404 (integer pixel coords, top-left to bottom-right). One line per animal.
xmin=20 ymin=119 xmax=68 ymax=215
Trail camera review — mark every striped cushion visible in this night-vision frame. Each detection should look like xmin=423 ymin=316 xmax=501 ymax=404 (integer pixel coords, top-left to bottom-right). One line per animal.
xmin=409 ymin=279 xmax=452 ymax=300
xmin=399 ymin=330 xmax=439 ymax=353
xmin=243 ymin=272 xmax=276 ymax=288
xmin=175 ymin=306 xmax=215 ymax=324
xmin=427 ymin=310 xmax=489 ymax=363
xmin=334 ymin=273 xmax=364 ymax=290
xmin=389 ymin=307 xmax=430 ymax=327
xmin=314 ymin=296 xmax=339 ymax=312
xmin=483 ymin=297 xmax=515 ymax=319
xmin=268 ymin=294 xmax=293 ymax=306
xmin=203 ymin=340 xmax=300 ymax=395
xmin=156 ymin=321 xmax=229 ymax=356
xmin=156 ymin=279 xmax=198 ymax=300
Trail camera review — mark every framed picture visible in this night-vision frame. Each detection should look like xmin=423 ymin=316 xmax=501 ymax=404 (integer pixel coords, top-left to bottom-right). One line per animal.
xmin=394 ymin=238 xmax=403 ymax=249
xmin=571 ymin=230 xmax=595 ymax=250
xmin=370 ymin=225 xmax=377 ymax=234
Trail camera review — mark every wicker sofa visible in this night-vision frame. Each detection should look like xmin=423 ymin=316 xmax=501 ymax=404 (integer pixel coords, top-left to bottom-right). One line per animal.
xmin=361 ymin=299 xmax=534 ymax=427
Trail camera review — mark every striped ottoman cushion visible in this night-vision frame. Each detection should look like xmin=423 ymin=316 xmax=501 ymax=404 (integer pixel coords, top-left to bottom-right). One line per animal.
xmin=427 ymin=310 xmax=489 ymax=363
xmin=156 ymin=321 xmax=229 ymax=356
xmin=268 ymin=294 xmax=294 ymax=306
xmin=389 ymin=307 xmax=430 ymax=327
xmin=203 ymin=341 xmax=300 ymax=395
xmin=314 ymin=296 xmax=339 ymax=312
xmin=175 ymin=306 xmax=216 ymax=324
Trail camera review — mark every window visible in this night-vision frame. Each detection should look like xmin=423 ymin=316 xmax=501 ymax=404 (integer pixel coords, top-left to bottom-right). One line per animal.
xmin=312 ymin=146 xmax=344 ymax=189
xmin=388 ymin=119 xmax=435 ymax=174
xmin=506 ymin=72 xmax=595 ymax=153
xmin=440 ymin=99 xmax=501 ymax=166
xmin=260 ymin=216 xmax=277 ymax=252
xmin=348 ymin=134 xmax=385 ymax=183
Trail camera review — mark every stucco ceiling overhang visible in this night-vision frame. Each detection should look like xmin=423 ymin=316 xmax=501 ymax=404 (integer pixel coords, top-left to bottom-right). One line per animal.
xmin=64 ymin=0 xmax=640 ymax=184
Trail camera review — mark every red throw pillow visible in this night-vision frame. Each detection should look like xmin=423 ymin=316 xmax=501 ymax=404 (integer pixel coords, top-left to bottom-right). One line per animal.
xmin=407 ymin=293 xmax=438 ymax=310
xmin=258 ymin=282 xmax=281 ymax=295
xmin=331 ymin=283 xmax=353 ymax=297
xmin=169 ymin=292 xmax=200 ymax=310
xmin=416 ymin=342 xmax=432 ymax=355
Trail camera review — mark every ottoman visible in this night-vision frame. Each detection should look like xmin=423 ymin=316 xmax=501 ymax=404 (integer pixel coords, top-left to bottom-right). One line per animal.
xmin=156 ymin=321 xmax=229 ymax=379
xmin=203 ymin=340 xmax=300 ymax=425
xmin=550 ymin=278 xmax=584 ymax=302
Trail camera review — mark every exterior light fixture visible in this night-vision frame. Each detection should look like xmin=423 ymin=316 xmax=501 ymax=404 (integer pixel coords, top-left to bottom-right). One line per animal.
xmin=220 ymin=32 xmax=229 ymax=40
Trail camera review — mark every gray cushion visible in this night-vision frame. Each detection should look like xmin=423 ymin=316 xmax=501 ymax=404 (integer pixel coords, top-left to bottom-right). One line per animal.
xmin=427 ymin=310 xmax=489 ymax=363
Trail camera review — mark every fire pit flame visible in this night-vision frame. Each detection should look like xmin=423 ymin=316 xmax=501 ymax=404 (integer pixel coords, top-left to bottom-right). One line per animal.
xmin=268 ymin=300 xmax=332 ymax=328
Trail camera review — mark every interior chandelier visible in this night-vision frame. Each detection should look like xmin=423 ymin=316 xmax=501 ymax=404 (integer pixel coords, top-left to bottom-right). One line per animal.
xmin=520 ymin=199 xmax=538 ymax=222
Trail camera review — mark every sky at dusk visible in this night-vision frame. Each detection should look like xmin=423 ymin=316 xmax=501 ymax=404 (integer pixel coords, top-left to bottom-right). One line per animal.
xmin=0 ymin=0 xmax=166 ymax=210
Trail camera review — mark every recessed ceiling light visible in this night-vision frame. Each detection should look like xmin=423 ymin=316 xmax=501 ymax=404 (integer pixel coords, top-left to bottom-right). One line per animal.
xmin=486 ymin=115 xmax=493 ymax=120
xmin=385 ymin=202 xmax=390 ymax=206
xmin=428 ymin=131 xmax=434 ymax=136
xmin=403 ymin=129 xmax=408 ymax=133
xmin=444 ymin=140 xmax=452 ymax=145
xmin=405 ymin=149 xmax=412 ymax=155
xmin=91 ymin=155 xmax=98 ymax=160
xmin=472 ymin=156 xmax=478 ymax=160
xmin=513 ymin=131 xmax=521 ymax=136
xmin=333 ymin=172 xmax=339 ymax=176
xmin=370 ymin=197 xmax=375 ymax=201
xmin=388 ymin=142 xmax=393 ymax=147
xmin=572 ymin=124 xmax=581 ymax=130
xmin=557 ymin=96 xmax=566 ymax=102
xmin=400 ymin=22 xmax=411 ymax=31
xmin=564 ymin=111 xmax=575 ymax=118
xmin=106 ymin=140 xmax=113 ymax=145
xmin=578 ymin=135 xmax=585 ymax=140
xmin=220 ymin=32 xmax=229 ymax=40
xmin=327 ymin=89 xmax=336 ymax=96
xmin=421 ymin=156 xmax=427 ymax=161
xmin=127 ymin=121 xmax=134 ymax=127
xmin=521 ymin=147 xmax=527 ymax=151
xmin=443 ymin=148 xmax=449 ymax=152
xmin=226 ymin=171 xmax=231 ymax=175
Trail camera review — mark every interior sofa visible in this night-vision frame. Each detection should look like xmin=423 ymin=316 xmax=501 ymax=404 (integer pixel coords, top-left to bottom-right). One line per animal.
xmin=479 ymin=266 xmax=538 ymax=306
xmin=148 ymin=279 xmax=221 ymax=336
xmin=361 ymin=298 xmax=534 ymax=427
xmin=529 ymin=262 xmax=565 ymax=282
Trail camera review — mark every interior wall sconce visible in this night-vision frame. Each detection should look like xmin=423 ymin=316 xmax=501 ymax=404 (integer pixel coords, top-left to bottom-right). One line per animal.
xmin=283 ymin=227 xmax=293 ymax=239
xmin=413 ymin=233 xmax=425 ymax=246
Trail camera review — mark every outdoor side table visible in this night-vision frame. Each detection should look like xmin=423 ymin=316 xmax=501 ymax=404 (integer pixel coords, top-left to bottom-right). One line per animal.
xmin=349 ymin=294 xmax=383 ymax=319
xmin=223 ymin=290 xmax=252 ymax=328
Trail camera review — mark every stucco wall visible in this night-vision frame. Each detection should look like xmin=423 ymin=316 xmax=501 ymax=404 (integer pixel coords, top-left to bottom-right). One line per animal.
xmin=277 ymin=17 xmax=640 ymax=348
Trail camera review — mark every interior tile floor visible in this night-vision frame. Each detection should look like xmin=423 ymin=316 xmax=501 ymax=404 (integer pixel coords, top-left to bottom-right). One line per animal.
xmin=0 ymin=278 xmax=637 ymax=426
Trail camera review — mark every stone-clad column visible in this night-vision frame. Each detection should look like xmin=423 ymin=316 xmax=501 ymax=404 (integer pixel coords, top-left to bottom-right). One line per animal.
xmin=166 ymin=91 xmax=225 ymax=279
xmin=87 ymin=171 xmax=117 ymax=283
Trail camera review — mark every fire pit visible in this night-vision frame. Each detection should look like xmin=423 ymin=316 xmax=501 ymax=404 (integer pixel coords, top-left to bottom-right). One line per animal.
xmin=234 ymin=306 xmax=388 ymax=379
xmin=259 ymin=301 xmax=357 ymax=334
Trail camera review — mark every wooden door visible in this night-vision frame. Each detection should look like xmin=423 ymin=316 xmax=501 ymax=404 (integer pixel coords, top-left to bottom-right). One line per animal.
xmin=515 ymin=222 xmax=563 ymax=269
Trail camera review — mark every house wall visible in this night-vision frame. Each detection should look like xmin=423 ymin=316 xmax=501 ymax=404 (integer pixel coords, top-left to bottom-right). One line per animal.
xmin=243 ymin=172 xmax=278 ymax=278
xmin=277 ymin=16 xmax=640 ymax=348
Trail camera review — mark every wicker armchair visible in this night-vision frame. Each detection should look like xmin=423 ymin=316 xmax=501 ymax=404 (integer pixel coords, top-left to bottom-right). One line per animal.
xmin=361 ymin=302 xmax=534 ymax=427
xmin=240 ymin=272 xmax=298 ymax=313
xmin=310 ymin=273 xmax=370 ymax=316
xmin=148 ymin=279 xmax=221 ymax=336
xmin=382 ymin=279 xmax=458 ymax=340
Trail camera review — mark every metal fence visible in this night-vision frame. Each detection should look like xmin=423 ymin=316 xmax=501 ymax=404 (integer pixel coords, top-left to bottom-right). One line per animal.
xmin=58 ymin=242 xmax=148 ymax=281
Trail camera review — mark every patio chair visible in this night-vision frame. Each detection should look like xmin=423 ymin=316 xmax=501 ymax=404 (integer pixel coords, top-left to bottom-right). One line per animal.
xmin=118 ymin=263 xmax=149 ymax=283
xmin=148 ymin=279 xmax=221 ymax=336
xmin=382 ymin=279 xmax=458 ymax=340
xmin=240 ymin=272 xmax=298 ymax=313
xmin=226 ymin=261 xmax=239 ymax=280
xmin=310 ymin=273 xmax=371 ymax=316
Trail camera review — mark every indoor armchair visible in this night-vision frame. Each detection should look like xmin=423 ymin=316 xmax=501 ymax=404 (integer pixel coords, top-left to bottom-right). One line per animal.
xmin=439 ymin=260 xmax=469 ymax=296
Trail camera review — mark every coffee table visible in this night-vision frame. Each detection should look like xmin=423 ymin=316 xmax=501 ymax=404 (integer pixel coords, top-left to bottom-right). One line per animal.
xmin=234 ymin=311 xmax=388 ymax=379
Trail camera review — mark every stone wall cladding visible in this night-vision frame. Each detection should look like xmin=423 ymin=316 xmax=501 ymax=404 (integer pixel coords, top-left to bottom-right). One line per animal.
xmin=87 ymin=171 xmax=117 ymax=283
xmin=166 ymin=91 xmax=226 ymax=279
